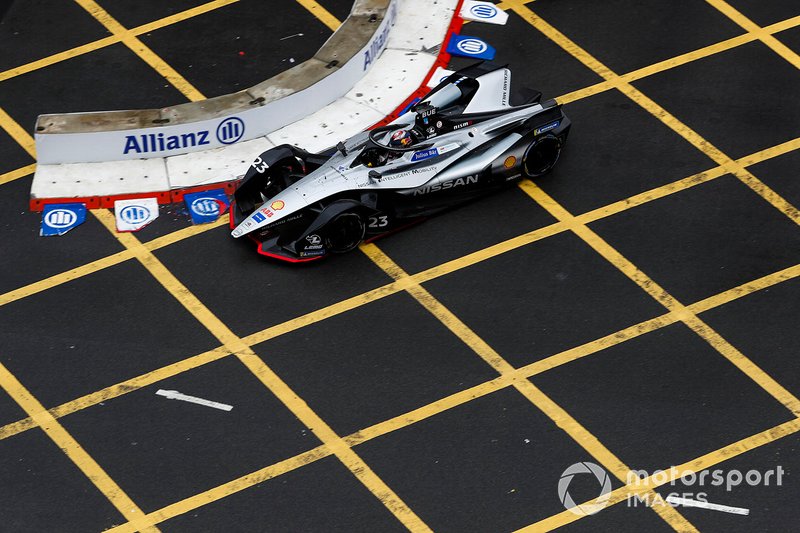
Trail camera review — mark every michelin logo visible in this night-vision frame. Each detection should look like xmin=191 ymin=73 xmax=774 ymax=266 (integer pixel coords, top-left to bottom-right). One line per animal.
xmin=534 ymin=120 xmax=561 ymax=135
xmin=123 ymin=117 xmax=245 ymax=154
xmin=363 ymin=1 xmax=397 ymax=71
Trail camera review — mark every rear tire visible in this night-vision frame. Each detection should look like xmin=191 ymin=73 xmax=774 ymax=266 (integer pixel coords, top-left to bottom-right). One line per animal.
xmin=523 ymin=135 xmax=562 ymax=178
xmin=323 ymin=212 xmax=366 ymax=253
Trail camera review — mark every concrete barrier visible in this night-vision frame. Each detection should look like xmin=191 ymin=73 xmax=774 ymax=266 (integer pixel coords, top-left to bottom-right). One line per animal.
xmin=30 ymin=0 xmax=463 ymax=210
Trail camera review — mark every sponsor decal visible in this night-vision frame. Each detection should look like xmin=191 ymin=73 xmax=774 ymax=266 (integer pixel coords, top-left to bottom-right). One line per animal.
xmin=300 ymin=250 xmax=326 ymax=257
xmin=413 ymin=175 xmax=479 ymax=195
xmin=115 ymin=198 xmax=158 ymax=232
xmin=216 ymin=117 xmax=245 ymax=144
xmin=470 ymin=3 xmax=497 ymax=18
xmin=260 ymin=207 xmax=275 ymax=218
xmin=185 ymin=189 xmax=229 ymax=225
xmin=411 ymin=148 xmax=438 ymax=162
xmin=452 ymin=121 xmax=472 ymax=130
xmin=306 ymin=234 xmax=322 ymax=245
xmin=122 ymin=116 xmax=245 ymax=155
xmin=363 ymin=1 xmax=397 ymax=71
xmin=411 ymin=143 xmax=459 ymax=162
xmin=504 ymin=156 xmax=517 ymax=169
xmin=461 ymin=1 xmax=509 ymax=25
xmin=448 ymin=35 xmax=496 ymax=60
xmin=534 ymin=120 xmax=561 ymax=135
xmin=271 ymin=200 xmax=285 ymax=211
xmin=252 ymin=212 xmax=266 ymax=223
xmin=40 ymin=203 xmax=86 ymax=236
xmin=123 ymin=131 xmax=210 ymax=155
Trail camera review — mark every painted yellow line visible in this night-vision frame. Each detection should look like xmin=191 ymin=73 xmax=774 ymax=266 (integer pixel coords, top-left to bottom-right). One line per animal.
xmin=518 ymin=417 xmax=800 ymax=532
xmin=0 ymin=217 xmax=225 ymax=309
xmin=106 ymin=446 xmax=331 ymax=533
xmin=510 ymin=0 xmax=800 ymax=227
xmin=73 ymin=0 xmax=205 ymax=102
xmin=90 ymin=209 xmax=431 ymax=532
xmin=2 ymin=258 xmax=798 ymax=528
xmin=294 ymin=0 xmax=342 ymax=32
xmin=519 ymin=180 xmax=800 ymax=418
xmin=360 ymin=243 xmax=697 ymax=532
xmin=0 ymin=106 xmax=35 ymax=158
xmin=690 ymin=263 xmax=800 ymax=314
xmin=737 ymin=137 xmax=800 ymax=167
xmin=0 ymin=163 xmax=36 ymax=186
xmin=706 ymin=0 xmax=800 ymax=70
xmin=0 ymin=362 xmax=158 ymax=532
xmin=0 ymin=0 xmax=238 ymax=84
xmin=0 ymin=249 xmax=134 ymax=307
xmin=107 ymin=445 xmax=333 ymax=533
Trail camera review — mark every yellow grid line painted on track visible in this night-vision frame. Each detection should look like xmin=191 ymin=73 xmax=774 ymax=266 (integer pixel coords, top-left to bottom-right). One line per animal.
xmin=0 ymin=217 xmax=227 ymax=308
xmin=0 ymin=362 xmax=158 ymax=532
xmin=74 ymin=0 xmax=206 ymax=102
xmin=359 ymin=244 xmax=698 ymax=532
xmin=518 ymin=416 xmax=800 ymax=532
xmin=706 ymin=0 xmax=800 ymax=70
xmin=2 ymin=260 xmax=798 ymax=523
xmin=556 ymin=14 xmax=800 ymax=105
xmin=0 ymin=163 xmax=36 ymax=186
xmin=508 ymin=0 xmax=800 ymax=227
xmin=0 ymin=106 xmax=36 ymax=158
xmin=89 ymin=209 xmax=431 ymax=533
xmin=0 ymin=0 xmax=239 ymax=83
xmin=106 ymin=445 xmax=334 ymax=531
xmin=294 ymin=0 xmax=342 ymax=32
xmin=0 ymin=4 xmax=798 ymax=527
xmin=520 ymin=180 xmax=800 ymax=418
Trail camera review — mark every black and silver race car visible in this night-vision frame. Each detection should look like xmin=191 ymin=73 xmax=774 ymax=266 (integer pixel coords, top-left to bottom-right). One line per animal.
xmin=230 ymin=62 xmax=570 ymax=262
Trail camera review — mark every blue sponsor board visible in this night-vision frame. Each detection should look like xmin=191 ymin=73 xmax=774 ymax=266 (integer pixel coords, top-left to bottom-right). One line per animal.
xmin=184 ymin=189 xmax=230 ymax=224
xmin=40 ymin=203 xmax=86 ymax=236
xmin=447 ymin=35 xmax=496 ymax=60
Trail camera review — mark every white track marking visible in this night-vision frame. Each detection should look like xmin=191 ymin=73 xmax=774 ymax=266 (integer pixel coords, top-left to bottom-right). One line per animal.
xmin=666 ymin=495 xmax=750 ymax=515
xmin=156 ymin=389 xmax=233 ymax=411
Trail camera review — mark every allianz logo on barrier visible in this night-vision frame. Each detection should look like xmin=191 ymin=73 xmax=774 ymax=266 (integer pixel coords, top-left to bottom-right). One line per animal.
xmin=122 ymin=117 xmax=245 ymax=154
xmin=119 ymin=205 xmax=151 ymax=224
xmin=362 ymin=1 xmax=397 ymax=71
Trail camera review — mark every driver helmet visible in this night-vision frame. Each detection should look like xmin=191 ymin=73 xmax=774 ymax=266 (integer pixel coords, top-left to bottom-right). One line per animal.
xmin=389 ymin=129 xmax=413 ymax=148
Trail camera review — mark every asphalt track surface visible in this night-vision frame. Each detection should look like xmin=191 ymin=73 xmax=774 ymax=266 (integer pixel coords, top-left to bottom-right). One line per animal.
xmin=1 ymin=0 xmax=800 ymax=531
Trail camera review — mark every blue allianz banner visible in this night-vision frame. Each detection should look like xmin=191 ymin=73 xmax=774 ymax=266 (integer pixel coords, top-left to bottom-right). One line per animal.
xmin=447 ymin=35 xmax=496 ymax=60
xmin=40 ymin=203 xmax=86 ymax=236
xmin=184 ymin=189 xmax=230 ymax=224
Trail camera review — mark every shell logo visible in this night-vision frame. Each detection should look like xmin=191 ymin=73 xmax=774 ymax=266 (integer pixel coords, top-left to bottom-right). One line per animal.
xmin=271 ymin=200 xmax=285 ymax=211
xmin=504 ymin=156 xmax=517 ymax=169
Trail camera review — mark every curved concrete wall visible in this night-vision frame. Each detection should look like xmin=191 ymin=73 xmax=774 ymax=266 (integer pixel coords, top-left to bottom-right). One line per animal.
xmin=30 ymin=0 xmax=463 ymax=210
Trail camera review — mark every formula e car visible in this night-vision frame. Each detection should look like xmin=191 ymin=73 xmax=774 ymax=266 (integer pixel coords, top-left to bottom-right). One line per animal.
xmin=230 ymin=62 xmax=570 ymax=262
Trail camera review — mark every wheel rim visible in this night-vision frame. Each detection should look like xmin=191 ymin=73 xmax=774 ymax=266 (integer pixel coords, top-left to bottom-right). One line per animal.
xmin=324 ymin=213 xmax=365 ymax=253
xmin=523 ymin=135 xmax=562 ymax=177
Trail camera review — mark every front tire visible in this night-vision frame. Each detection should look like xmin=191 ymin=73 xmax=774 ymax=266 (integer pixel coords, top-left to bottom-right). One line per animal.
xmin=523 ymin=134 xmax=562 ymax=178
xmin=324 ymin=212 xmax=366 ymax=253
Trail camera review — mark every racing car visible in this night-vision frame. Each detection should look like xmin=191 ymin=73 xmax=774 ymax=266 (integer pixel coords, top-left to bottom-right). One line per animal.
xmin=230 ymin=62 xmax=570 ymax=262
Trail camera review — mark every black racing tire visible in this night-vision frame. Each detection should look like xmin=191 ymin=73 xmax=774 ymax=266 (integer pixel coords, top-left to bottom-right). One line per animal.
xmin=323 ymin=212 xmax=366 ymax=253
xmin=522 ymin=134 xmax=562 ymax=178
